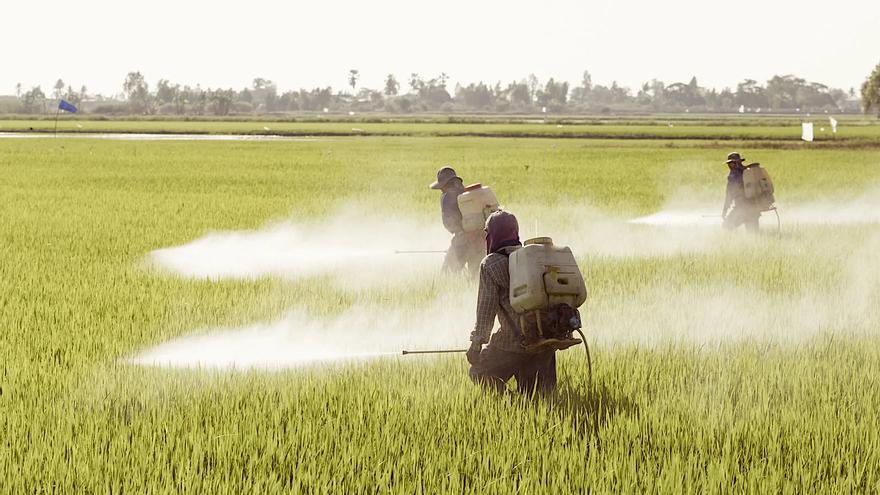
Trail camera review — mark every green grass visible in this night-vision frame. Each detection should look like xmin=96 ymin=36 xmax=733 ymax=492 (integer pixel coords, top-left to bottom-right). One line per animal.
xmin=3 ymin=116 xmax=880 ymax=142
xmin=2 ymin=135 xmax=880 ymax=492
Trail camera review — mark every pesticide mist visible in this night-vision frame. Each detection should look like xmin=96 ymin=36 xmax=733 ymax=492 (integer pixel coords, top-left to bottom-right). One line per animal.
xmin=629 ymin=188 xmax=880 ymax=227
xmin=148 ymin=210 xmax=451 ymax=289
xmin=129 ymin=292 xmax=475 ymax=368
xmin=134 ymin=196 xmax=880 ymax=369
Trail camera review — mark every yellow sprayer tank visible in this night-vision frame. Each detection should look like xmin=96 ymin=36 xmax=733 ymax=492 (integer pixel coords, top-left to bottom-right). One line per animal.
xmin=457 ymin=183 xmax=500 ymax=233
xmin=509 ymin=237 xmax=587 ymax=313
xmin=742 ymin=163 xmax=776 ymax=210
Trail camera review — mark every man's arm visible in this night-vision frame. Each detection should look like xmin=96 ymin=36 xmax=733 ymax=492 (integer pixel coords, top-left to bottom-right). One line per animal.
xmin=722 ymin=178 xmax=736 ymax=217
xmin=470 ymin=260 xmax=498 ymax=344
xmin=722 ymin=190 xmax=732 ymax=218
xmin=441 ymin=191 xmax=464 ymax=234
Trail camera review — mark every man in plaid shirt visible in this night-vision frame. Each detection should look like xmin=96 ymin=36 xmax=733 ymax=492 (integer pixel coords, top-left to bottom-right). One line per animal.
xmin=467 ymin=210 xmax=557 ymax=395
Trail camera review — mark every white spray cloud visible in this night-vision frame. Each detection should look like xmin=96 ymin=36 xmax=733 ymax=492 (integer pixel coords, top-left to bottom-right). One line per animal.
xmin=588 ymin=286 xmax=860 ymax=349
xmin=148 ymin=209 xmax=451 ymax=289
xmin=516 ymin=203 xmax=728 ymax=258
xmin=134 ymin=196 xmax=880 ymax=370
xmin=129 ymin=291 xmax=475 ymax=369
xmin=628 ymin=186 xmax=880 ymax=228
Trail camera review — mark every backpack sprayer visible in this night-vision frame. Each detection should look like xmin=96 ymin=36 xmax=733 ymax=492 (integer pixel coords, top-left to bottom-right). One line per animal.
xmin=396 ymin=184 xmax=500 ymax=256
xmin=401 ymin=237 xmax=593 ymax=383
xmin=705 ymin=163 xmax=780 ymax=232
xmin=743 ymin=163 xmax=780 ymax=231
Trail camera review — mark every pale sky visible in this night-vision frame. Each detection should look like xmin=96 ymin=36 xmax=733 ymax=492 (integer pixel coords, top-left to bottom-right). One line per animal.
xmin=2 ymin=0 xmax=878 ymax=96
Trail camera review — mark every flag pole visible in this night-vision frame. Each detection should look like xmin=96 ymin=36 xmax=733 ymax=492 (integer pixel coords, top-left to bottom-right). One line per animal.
xmin=54 ymin=104 xmax=60 ymax=137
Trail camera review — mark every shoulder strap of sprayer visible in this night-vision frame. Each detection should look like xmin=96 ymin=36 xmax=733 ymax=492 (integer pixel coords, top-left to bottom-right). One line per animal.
xmin=497 ymin=245 xmax=520 ymax=257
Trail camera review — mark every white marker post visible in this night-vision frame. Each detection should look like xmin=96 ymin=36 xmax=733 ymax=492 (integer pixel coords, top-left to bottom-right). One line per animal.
xmin=802 ymin=122 xmax=814 ymax=142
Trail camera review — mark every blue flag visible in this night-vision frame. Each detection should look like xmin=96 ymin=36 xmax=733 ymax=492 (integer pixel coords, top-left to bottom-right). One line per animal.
xmin=58 ymin=99 xmax=78 ymax=113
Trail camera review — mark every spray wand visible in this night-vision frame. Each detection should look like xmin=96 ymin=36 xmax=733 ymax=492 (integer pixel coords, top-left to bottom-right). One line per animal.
xmin=401 ymin=349 xmax=466 ymax=355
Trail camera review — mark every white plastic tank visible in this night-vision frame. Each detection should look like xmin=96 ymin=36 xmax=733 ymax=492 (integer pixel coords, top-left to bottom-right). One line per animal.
xmin=509 ymin=237 xmax=587 ymax=313
xmin=743 ymin=164 xmax=774 ymax=199
xmin=742 ymin=164 xmax=776 ymax=210
xmin=457 ymin=183 xmax=499 ymax=233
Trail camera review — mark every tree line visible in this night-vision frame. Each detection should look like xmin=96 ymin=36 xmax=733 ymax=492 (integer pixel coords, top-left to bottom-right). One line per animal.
xmin=7 ymin=65 xmax=880 ymax=116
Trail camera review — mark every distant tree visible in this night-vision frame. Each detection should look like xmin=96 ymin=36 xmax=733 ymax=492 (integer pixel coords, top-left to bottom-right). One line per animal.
xmin=53 ymin=79 xmax=65 ymax=100
xmin=660 ymin=76 xmax=704 ymax=108
xmin=22 ymin=86 xmax=46 ymax=114
xmin=252 ymin=78 xmax=272 ymax=90
xmin=408 ymin=73 xmax=423 ymax=94
xmin=581 ymin=71 xmax=592 ymax=92
xmin=766 ymin=74 xmax=805 ymax=109
xmin=250 ymin=78 xmax=277 ymax=111
xmin=536 ymin=78 xmax=569 ymax=109
xmin=570 ymin=71 xmax=593 ymax=105
xmin=357 ymin=88 xmax=383 ymax=108
xmin=735 ymin=79 xmax=768 ymax=109
xmin=64 ymin=85 xmax=81 ymax=106
xmin=193 ymin=88 xmax=207 ymax=115
xmin=209 ymin=89 xmax=235 ymax=115
xmin=829 ymin=88 xmax=848 ymax=109
xmin=278 ymin=90 xmax=299 ymax=111
xmin=305 ymin=87 xmax=333 ymax=110
xmin=123 ymin=71 xmax=150 ymax=113
xmin=264 ymin=86 xmax=278 ymax=112
xmin=527 ymin=74 xmax=539 ymax=101
xmin=609 ymin=81 xmax=631 ymax=104
xmin=665 ymin=80 xmax=704 ymax=108
xmin=417 ymin=75 xmax=452 ymax=107
xmin=383 ymin=74 xmax=399 ymax=96
xmin=799 ymin=82 xmax=835 ymax=110
xmin=172 ymin=90 xmax=187 ymax=115
xmin=718 ymin=87 xmax=735 ymax=110
xmin=507 ymin=81 xmax=531 ymax=107
xmin=156 ymin=79 xmax=177 ymax=105
xmin=860 ymin=61 xmax=880 ymax=116
xmin=348 ymin=69 xmax=359 ymax=93
xmin=456 ymin=82 xmax=492 ymax=109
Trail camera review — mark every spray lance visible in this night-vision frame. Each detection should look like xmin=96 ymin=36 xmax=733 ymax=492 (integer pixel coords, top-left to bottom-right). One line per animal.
xmin=400 ymin=312 xmax=592 ymax=385
xmin=401 ymin=349 xmax=466 ymax=355
xmin=400 ymin=324 xmax=592 ymax=386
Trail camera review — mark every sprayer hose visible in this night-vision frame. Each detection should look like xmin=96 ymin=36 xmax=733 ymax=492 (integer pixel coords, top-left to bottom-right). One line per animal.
xmin=575 ymin=328 xmax=592 ymax=387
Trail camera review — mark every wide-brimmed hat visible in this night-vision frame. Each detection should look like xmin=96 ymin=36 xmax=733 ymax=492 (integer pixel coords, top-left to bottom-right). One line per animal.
xmin=725 ymin=152 xmax=745 ymax=164
xmin=429 ymin=166 xmax=460 ymax=190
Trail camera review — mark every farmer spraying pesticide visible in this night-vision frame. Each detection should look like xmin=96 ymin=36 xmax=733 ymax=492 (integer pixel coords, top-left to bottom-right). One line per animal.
xmin=430 ymin=166 xmax=498 ymax=277
xmin=721 ymin=152 xmax=776 ymax=232
xmin=467 ymin=210 xmax=588 ymax=395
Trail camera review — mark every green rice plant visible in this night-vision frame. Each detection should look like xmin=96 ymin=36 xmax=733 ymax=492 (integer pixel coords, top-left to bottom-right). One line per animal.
xmin=1 ymin=135 xmax=879 ymax=492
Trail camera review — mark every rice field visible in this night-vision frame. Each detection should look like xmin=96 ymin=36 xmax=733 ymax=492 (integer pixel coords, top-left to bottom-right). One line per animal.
xmin=3 ymin=115 xmax=880 ymax=141
xmin=2 ymin=131 xmax=880 ymax=492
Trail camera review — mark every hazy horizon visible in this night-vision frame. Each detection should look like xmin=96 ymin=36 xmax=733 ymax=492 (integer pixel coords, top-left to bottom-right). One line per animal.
xmin=2 ymin=0 xmax=878 ymax=97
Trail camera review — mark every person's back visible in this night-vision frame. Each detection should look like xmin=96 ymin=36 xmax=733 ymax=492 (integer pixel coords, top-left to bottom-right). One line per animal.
xmin=466 ymin=211 xmax=557 ymax=395
xmin=429 ymin=166 xmax=486 ymax=276
xmin=722 ymin=152 xmax=761 ymax=232
xmin=440 ymin=178 xmax=465 ymax=234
